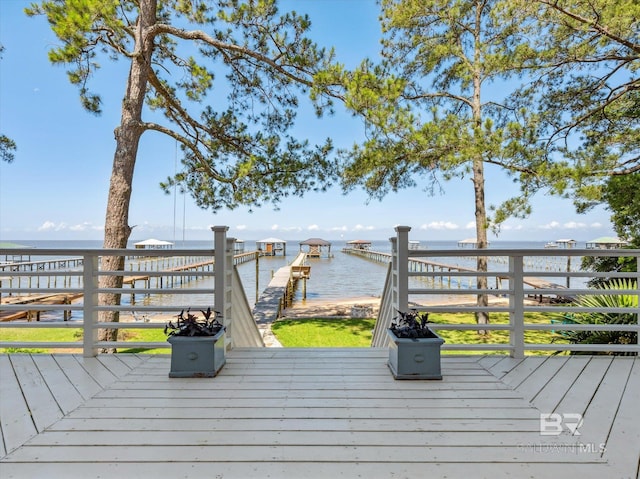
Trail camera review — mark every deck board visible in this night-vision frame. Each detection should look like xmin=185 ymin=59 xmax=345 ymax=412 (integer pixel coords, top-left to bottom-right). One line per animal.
xmin=528 ymin=355 xmax=591 ymax=412
xmin=30 ymin=355 xmax=85 ymax=415
xmin=1 ymin=350 xmax=638 ymax=479
xmin=0 ymin=356 xmax=37 ymax=455
xmin=514 ymin=356 xmax=569 ymax=402
xmin=553 ymin=356 xmax=613 ymax=416
xmin=50 ymin=355 xmax=104 ymax=399
xmin=8 ymin=355 xmax=62 ymax=432
xmin=499 ymin=355 xmax=546 ymax=387
xmin=0 ymin=461 xmax=613 ymax=479
xmin=578 ymin=357 xmax=635 ymax=447
xmin=602 ymin=358 xmax=640 ymax=477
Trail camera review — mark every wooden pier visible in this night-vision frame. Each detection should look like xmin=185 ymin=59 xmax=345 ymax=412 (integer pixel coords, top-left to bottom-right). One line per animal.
xmin=0 ymin=257 xmax=84 ymax=273
xmin=0 ymin=293 xmax=82 ymax=322
xmin=343 ymin=247 xmax=570 ymax=298
xmin=252 ymin=252 xmax=310 ymax=326
xmin=0 ymin=252 xmax=261 ymax=322
xmin=342 ymin=247 xmax=478 ymax=278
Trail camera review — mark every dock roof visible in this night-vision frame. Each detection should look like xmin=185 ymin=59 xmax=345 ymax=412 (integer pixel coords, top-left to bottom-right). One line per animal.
xmin=346 ymin=239 xmax=371 ymax=245
xmin=256 ymin=237 xmax=286 ymax=243
xmin=133 ymin=238 xmax=174 ymax=248
xmin=299 ymin=238 xmax=331 ymax=246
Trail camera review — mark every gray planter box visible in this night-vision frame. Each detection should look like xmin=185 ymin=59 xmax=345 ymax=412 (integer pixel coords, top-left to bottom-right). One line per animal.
xmin=387 ymin=329 xmax=444 ymax=380
xmin=167 ymin=330 xmax=226 ymax=378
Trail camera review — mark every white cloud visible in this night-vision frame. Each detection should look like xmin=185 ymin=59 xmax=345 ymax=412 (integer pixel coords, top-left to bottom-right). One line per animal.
xmin=69 ymin=222 xmax=91 ymax=232
xmin=66 ymin=222 xmax=103 ymax=232
xmin=419 ymin=221 xmax=460 ymax=231
xmin=235 ymin=224 xmax=247 ymax=231
xmin=539 ymin=221 xmax=561 ymax=230
xmin=276 ymin=226 xmax=303 ymax=233
xmin=307 ymin=224 xmax=320 ymax=231
xmin=353 ymin=224 xmax=374 ymax=231
xmin=500 ymin=224 xmax=524 ymax=231
xmin=563 ymin=221 xmax=587 ymax=229
xmin=330 ymin=226 xmax=348 ymax=232
xmin=187 ymin=225 xmax=210 ymax=231
xmin=38 ymin=221 xmax=66 ymax=232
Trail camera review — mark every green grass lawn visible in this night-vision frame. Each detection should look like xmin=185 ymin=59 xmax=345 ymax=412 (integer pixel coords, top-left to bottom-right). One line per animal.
xmin=0 ymin=327 xmax=168 ymax=354
xmin=271 ymin=318 xmax=376 ymax=347
xmin=271 ymin=311 xmax=567 ymax=353
xmin=426 ymin=311 xmax=567 ymax=355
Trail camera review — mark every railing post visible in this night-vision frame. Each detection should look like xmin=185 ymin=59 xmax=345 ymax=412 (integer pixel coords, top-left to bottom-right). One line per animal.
xmin=212 ymin=226 xmax=230 ymax=348
xmin=509 ymin=254 xmax=525 ymax=359
xmin=390 ymin=236 xmax=398 ymax=313
xmin=395 ymin=226 xmax=411 ymax=313
xmin=224 ymin=237 xmax=235 ymax=348
xmin=83 ymin=253 xmax=99 ymax=357
xmin=636 ymin=256 xmax=640 ymax=350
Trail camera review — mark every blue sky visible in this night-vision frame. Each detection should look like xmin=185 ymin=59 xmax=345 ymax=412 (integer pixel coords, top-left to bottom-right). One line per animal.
xmin=0 ymin=0 xmax=616 ymax=243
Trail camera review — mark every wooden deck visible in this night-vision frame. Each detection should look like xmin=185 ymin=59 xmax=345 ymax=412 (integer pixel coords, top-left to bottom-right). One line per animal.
xmin=1 ymin=350 xmax=638 ymax=478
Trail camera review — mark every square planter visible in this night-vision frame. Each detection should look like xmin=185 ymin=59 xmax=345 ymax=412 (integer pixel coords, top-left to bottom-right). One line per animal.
xmin=387 ymin=329 xmax=444 ymax=380
xmin=167 ymin=330 xmax=226 ymax=378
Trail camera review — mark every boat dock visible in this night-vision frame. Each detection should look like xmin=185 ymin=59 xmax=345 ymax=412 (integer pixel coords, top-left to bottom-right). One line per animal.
xmin=0 ymin=293 xmax=83 ymax=322
xmin=0 ymin=257 xmax=84 ymax=272
xmin=0 ymin=252 xmax=261 ymax=322
xmin=343 ymin=247 xmax=569 ymax=298
xmin=252 ymin=252 xmax=310 ymax=326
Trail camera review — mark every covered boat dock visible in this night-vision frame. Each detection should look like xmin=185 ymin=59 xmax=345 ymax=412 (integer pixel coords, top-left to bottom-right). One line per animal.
xmin=299 ymin=238 xmax=332 ymax=257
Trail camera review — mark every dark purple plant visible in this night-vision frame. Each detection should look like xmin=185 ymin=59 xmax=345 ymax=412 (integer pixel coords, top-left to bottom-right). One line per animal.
xmin=390 ymin=310 xmax=437 ymax=339
xmin=165 ymin=308 xmax=224 ymax=337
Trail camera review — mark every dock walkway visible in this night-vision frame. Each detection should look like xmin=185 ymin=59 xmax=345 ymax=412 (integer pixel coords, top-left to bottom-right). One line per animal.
xmin=0 ymin=293 xmax=82 ymax=322
xmin=252 ymin=252 xmax=308 ymax=326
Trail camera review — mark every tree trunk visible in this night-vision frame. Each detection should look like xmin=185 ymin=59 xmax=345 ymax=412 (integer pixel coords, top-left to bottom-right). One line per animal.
xmin=472 ymin=157 xmax=489 ymax=334
xmin=98 ymin=0 xmax=156 ymax=352
xmin=472 ymin=1 xmax=489 ymax=334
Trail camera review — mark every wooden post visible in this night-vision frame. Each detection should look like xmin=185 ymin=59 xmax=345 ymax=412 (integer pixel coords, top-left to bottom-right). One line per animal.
xmin=394 ymin=226 xmax=411 ymax=314
xmin=83 ymin=253 xmax=99 ymax=357
xmin=224 ymin=236 xmax=235 ymax=347
xmin=636 ymin=256 xmax=639 ymax=350
xmin=212 ymin=226 xmax=231 ymax=349
xmin=63 ymin=296 xmax=71 ymax=321
xmin=509 ymin=255 xmax=525 ymax=359
xmin=255 ymin=252 xmax=259 ymax=304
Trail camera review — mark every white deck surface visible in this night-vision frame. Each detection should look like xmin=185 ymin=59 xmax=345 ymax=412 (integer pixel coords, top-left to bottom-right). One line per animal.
xmin=1 ymin=350 xmax=638 ymax=479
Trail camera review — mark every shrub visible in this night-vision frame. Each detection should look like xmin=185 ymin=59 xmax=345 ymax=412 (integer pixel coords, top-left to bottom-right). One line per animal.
xmin=555 ymin=279 xmax=638 ymax=355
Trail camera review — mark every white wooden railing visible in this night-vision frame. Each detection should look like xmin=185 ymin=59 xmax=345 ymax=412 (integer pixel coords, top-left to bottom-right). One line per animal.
xmin=0 ymin=226 xmax=263 ymax=356
xmin=2 ymin=224 xmax=638 ymax=357
xmin=374 ymin=226 xmax=640 ymax=358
